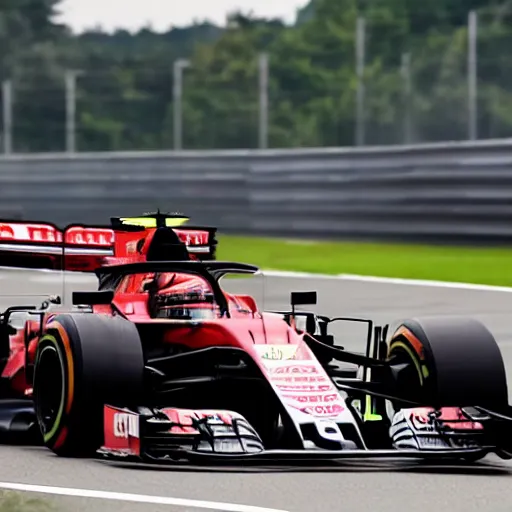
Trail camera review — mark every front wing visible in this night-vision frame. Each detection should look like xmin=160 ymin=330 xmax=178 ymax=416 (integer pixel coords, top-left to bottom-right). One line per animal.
xmin=98 ymin=405 xmax=503 ymax=465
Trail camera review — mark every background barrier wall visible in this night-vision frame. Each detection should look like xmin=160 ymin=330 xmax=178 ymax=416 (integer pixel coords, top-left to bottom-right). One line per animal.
xmin=2 ymin=139 xmax=512 ymax=244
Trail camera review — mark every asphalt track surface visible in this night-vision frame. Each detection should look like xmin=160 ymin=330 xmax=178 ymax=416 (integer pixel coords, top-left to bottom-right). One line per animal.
xmin=1 ymin=269 xmax=512 ymax=512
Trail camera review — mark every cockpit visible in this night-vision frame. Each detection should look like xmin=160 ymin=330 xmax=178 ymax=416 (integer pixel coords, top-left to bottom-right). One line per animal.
xmin=148 ymin=272 xmax=220 ymax=320
xmin=114 ymin=271 xmax=217 ymax=319
xmin=96 ymin=260 xmax=261 ymax=321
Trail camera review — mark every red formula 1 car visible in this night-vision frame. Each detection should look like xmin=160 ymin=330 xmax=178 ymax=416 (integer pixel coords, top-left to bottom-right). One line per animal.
xmin=1 ymin=220 xmax=512 ymax=464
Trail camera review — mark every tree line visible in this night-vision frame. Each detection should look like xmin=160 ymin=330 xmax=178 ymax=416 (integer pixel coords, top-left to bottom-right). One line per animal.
xmin=1 ymin=0 xmax=511 ymax=152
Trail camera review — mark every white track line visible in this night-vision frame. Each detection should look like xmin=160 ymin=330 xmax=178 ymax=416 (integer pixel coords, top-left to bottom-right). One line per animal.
xmin=30 ymin=275 xmax=95 ymax=283
xmin=264 ymin=270 xmax=512 ymax=293
xmin=0 ymin=266 xmax=57 ymax=274
xmin=2 ymin=265 xmax=512 ymax=294
xmin=0 ymin=482 xmax=289 ymax=512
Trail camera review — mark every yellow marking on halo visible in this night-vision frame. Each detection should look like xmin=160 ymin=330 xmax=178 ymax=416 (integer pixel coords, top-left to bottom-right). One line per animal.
xmin=118 ymin=217 xmax=190 ymax=228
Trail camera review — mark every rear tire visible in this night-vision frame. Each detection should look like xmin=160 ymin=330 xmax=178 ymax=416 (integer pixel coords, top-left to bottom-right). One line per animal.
xmin=33 ymin=313 xmax=144 ymax=457
xmin=387 ymin=316 xmax=508 ymax=409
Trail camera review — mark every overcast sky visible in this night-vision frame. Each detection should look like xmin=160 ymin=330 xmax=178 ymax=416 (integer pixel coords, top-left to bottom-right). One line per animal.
xmin=56 ymin=0 xmax=308 ymax=33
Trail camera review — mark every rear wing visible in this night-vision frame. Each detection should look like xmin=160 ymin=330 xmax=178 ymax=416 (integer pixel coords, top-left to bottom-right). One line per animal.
xmin=110 ymin=213 xmax=217 ymax=261
xmin=0 ymin=217 xmax=217 ymax=272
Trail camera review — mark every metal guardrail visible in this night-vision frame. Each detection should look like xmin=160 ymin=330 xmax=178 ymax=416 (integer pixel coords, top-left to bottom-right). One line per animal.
xmin=2 ymin=139 xmax=512 ymax=244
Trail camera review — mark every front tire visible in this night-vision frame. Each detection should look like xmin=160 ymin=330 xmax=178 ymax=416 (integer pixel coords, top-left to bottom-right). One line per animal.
xmin=33 ymin=313 xmax=144 ymax=457
xmin=387 ymin=316 xmax=508 ymax=409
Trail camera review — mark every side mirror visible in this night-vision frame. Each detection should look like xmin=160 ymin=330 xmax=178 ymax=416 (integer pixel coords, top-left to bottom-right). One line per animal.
xmin=72 ymin=290 xmax=114 ymax=306
xmin=290 ymin=292 xmax=317 ymax=330
xmin=291 ymin=291 xmax=317 ymax=307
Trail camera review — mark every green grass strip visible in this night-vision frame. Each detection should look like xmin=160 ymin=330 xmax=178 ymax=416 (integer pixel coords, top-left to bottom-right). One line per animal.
xmin=217 ymin=236 xmax=512 ymax=287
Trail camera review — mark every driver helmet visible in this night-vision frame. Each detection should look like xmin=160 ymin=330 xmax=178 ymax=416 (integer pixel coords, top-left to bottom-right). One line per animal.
xmin=150 ymin=272 xmax=218 ymax=320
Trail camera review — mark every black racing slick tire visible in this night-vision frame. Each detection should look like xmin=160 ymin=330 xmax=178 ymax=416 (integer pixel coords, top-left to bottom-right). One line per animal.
xmin=33 ymin=313 xmax=144 ymax=457
xmin=387 ymin=316 xmax=508 ymax=410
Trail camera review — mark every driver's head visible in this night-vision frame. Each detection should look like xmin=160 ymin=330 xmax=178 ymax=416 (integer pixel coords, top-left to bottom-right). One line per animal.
xmin=148 ymin=272 xmax=218 ymax=319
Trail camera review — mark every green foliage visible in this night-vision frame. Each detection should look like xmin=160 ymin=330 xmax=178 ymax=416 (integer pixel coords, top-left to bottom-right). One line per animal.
xmin=1 ymin=0 xmax=512 ymax=151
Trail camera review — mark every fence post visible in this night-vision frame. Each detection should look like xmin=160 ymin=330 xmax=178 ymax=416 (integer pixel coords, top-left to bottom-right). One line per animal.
xmin=258 ymin=53 xmax=269 ymax=149
xmin=468 ymin=10 xmax=478 ymax=141
xmin=65 ymin=70 xmax=82 ymax=153
xmin=355 ymin=16 xmax=366 ymax=146
xmin=173 ymin=59 xmax=190 ymax=150
xmin=2 ymin=80 xmax=13 ymax=154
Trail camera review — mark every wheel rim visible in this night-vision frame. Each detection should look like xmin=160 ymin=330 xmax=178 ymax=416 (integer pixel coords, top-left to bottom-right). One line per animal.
xmin=387 ymin=345 xmax=425 ymax=406
xmin=34 ymin=344 xmax=65 ymax=439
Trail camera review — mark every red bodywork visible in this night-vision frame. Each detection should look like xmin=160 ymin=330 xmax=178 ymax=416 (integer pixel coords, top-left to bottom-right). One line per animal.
xmin=0 ymin=218 xmax=218 ymax=398
xmin=3 ymin=265 xmax=348 ymax=431
xmin=0 ymin=220 xmax=215 ymax=272
xmin=93 ymin=268 xmax=350 ymax=457
xmin=3 ymin=274 xmax=258 ymax=393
